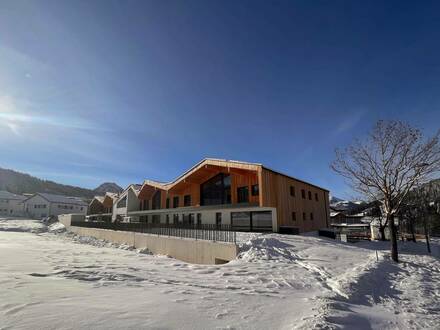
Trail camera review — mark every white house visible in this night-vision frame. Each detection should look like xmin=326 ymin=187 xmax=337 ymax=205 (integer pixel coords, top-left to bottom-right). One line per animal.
xmin=24 ymin=193 xmax=88 ymax=219
xmin=0 ymin=191 xmax=26 ymax=216
xmin=112 ymin=184 xmax=141 ymax=222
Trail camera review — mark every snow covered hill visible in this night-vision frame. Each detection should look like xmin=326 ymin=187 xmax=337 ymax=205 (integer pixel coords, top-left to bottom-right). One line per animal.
xmin=330 ymin=195 xmax=367 ymax=212
xmin=0 ymin=217 xmax=439 ymax=329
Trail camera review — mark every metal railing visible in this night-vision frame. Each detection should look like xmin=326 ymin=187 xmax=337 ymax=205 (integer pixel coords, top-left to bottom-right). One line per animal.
xmin=70 ymin=220 xmax=237 ymax=244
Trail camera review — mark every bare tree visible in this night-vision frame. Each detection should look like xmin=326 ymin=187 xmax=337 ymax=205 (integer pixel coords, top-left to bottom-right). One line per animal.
xmin=331 ymin=120 xmax=440 ymax=262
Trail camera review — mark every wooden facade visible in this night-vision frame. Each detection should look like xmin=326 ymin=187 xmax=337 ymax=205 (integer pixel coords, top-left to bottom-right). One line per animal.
xmin=136 ymin=159 xmax=329 ymax=233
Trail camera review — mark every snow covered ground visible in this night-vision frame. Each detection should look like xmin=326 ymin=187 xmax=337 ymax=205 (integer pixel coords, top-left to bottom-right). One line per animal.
xmin=0 ymin=217 xmax=439 ymax=329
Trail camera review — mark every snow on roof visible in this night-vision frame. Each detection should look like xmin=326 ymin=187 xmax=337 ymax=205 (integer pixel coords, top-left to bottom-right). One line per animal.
xmin=0 ymin=190 xmax=26 ymax=201
xmin=35 ymin=193 xmax=88 ymax=206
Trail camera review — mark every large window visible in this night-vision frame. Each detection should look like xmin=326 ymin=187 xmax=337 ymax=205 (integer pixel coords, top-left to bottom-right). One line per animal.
xmin=200 ymin=173 xmax=231 ymax=206
xmin=237 ymin=186 xmax=249 ymax=204
xmin=231 ymin=211 xmax=272 ymax=231
xmin=166 ymin=198 xmax=170 ymax=209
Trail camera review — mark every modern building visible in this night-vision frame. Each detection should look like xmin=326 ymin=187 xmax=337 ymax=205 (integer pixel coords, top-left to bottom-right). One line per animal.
xmin=112 ymin=184 xmax=142 ymax=222
xmin=125 ymin=158 xmax=329 ymax=233
xmin=24 ymin=193 xmax=88 ymax=219
xmin=0 ymin=191 xmax=26 ymax=216
xmin=87 ymin=193 xmax=118 ymax=222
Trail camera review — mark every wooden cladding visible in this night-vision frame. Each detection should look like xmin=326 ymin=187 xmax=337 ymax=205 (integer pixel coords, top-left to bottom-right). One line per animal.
xmin=260 ymin=168 xmax=329 ymax=232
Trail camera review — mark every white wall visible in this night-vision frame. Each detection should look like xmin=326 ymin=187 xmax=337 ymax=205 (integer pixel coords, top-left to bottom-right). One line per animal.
xmin=25 ymin=195 xmax=87 ymax=219
xmin=0 ymin=199 xmax=25 ymax=216
xmin=112 ymin=188 xmax=139 ymax=221
xmin=25 ymin=195 xmax=50 ymax=219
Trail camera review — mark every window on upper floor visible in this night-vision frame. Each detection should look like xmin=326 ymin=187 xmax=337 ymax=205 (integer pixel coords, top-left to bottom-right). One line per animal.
xmin=173 ymin=196 xmax=179 ymax=208
xmin=290 ymin=186 xmax=295 ymax=197
xmin=303 ymin=212 xmax=306 ymax=221
xmin=237 ymin=186 xmax=249 ymax=204
xmin=315 ymin=193 xmax=319 ymax=201
xmin=166 ymin=198 xmax=170 ymax=209
xmin=184 ymin=195 xmax=191 ymax=207
xmin=152 ymin=191 xmax=161 ymax=210
xmin=301 ymin=189 xmax=306 ymax=199
xmin=251 ymin=184 xmax=259 ymax=196
xmin=292 ymin=212 xmax=296 ymax=221
xmin=310 ymin=212 xmax=314 ymax=220
xmin=117 ymin=196 xmax=127 ymax=208
xmin=308 ymin=191 xmax=312 ymax=200
xmin=200 ymin=173 xmax=231 ymax=206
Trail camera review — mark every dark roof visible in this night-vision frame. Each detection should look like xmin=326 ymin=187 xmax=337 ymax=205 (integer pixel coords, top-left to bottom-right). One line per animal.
xmin=0 ymin=190 xmax=26 ymax=201
xmin=28 ymin=193 xmax=87 ymax=206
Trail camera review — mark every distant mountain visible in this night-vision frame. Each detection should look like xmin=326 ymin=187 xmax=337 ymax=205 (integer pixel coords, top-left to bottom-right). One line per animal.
xmin=94 ymin=182 xmax=123 ymax=195
xmin=329 ymin=195 xmax=367 ymax=212
xmin=0 ymin=167 xmax=121 ymax=200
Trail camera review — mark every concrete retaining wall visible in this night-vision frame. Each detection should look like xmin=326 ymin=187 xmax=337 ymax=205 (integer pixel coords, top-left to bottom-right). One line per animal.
xmin=58 ymin=214 xmax=85 ymax=227
xmin=68 ymin=226 xmax=238 ymax=265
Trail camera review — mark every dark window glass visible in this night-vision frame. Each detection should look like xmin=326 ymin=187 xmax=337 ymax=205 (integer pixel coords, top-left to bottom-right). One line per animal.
xmin=251 ymin=184 xmax=259 ymax=196
xmin=292 ymin=212 xmax=296 ymax=221
xmin=310 ymin=213 xmax=314 ymax=220
xmin=200 ymin=173 xmax=231 ymax=206
xmin=301 ymin=189 xmax=306 ymax=199
xmin=166 ymin=198 xmax=170 ymax=209
xmin=184 ymin=195 xmax=191 ymax=207
xmin=308 ymin=191 xmax=312 ymax=200
xmin=166 ymin=214 xmax=169 ymax=224
xmin=117 ymin=196 xmax=127 ymax=208
xmin=216 ymin=212 xmax=222 ymax=227
xmin=189 ymin=213 xmax=194 ymax=225
xmin=173 ymin=214 xmax=179 ymax=224
xmin=152 ymin=191 xmax=161 ymax=210
xmin=252 ymin=211 xmax=272 ymax=231
xmin=303 ymin=212 xmax=306 ymax=220
xmin=237 ymin=186 xmax=249 ymax=203
xmin=197 ymin=213 xmax=202 ymax=226
xmin=173 ymin=196 xmax=179 ymax=208
xmin=290 ymin=186 xmax=295 ymax=197
xmin=315 ymin=193 xmax=318 ymax=201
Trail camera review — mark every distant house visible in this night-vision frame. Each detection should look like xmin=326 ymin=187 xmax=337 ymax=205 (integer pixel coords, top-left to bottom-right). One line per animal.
xmin=112 ymin=184 xmax=141 ymax=222
xmin=87 ymin=192 xmax=118 ymax=222
xmin=0 ymin=191 xmax=26 ymax=216
xmin=24 ymin=193 xmax=88 ymax=219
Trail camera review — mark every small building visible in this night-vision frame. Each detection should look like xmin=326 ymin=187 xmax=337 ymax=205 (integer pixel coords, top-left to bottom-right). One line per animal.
xmin=0 ymin=191 xmax=26 ymax=216
xmin=24 ymin=193 xmax=88 ymax=219
xmin=112 ymin=184 xmax=141 ymax=222
xmin=87 ymin=193 xmax=118 ymax=222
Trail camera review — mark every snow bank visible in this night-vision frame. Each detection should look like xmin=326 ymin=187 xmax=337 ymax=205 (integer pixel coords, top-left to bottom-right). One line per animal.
xmin=0 ymin=217 xmax=47 ymax=233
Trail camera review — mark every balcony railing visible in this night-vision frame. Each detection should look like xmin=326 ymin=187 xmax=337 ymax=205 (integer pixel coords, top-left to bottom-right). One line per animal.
xmin=70 ymin=220 xmax=237 ymax=244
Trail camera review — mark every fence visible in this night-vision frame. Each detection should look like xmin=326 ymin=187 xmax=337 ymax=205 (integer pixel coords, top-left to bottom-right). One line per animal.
xmin=70 ymin=220 xmax=237 ymax=244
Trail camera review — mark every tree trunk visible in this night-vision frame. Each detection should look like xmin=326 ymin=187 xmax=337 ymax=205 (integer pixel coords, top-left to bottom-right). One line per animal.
xmin=410 ymin=218 xmax=416 ymax=242
xmin=388 ymin=213 xmax=399 ymax=262
xmin=423 ymin=215 xmax=431 ymax=254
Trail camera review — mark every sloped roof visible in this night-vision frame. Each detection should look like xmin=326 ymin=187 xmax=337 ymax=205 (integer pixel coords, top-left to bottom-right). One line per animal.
xmin=0 ymin=190 xmax=26 ymax=201
xmin=30 ymin=193 xmax=88 ymax=206
xmin=138 ymin=158 xmax=328 ymax=193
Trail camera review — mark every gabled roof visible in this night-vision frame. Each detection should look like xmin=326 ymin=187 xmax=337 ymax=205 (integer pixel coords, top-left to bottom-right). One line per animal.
xmin=0 ymin=190 xmax=26 ymax=201
xmin=25 ymin=193 xmax=88 ymax=206
xmin=138 ymin=158 xmax=329 ymax=194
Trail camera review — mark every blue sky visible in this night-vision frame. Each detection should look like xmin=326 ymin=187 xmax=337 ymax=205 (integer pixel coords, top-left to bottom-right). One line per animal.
xmin=0 ymin=0 xmax=439 ymax=199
